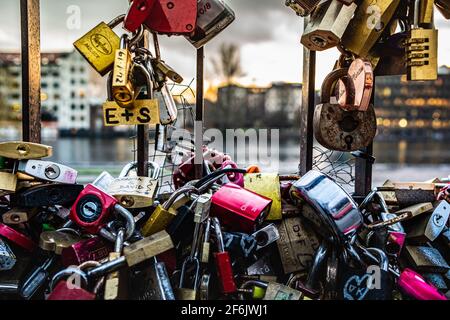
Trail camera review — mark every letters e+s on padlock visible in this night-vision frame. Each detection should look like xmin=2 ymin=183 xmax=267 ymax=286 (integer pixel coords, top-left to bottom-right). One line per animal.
xmin=186 ymin=0 xmax=236 ymax=49
xmin=103 ymin=62 xmax=160 ymax=127
xmin=210 ymin=183 xmax=273 ymax=234
xmin=301 ymin=0 xmax=357 ymax=51
xmin=74 ymin=15 xmax=125 ymax=76
xmin=108 ymin=161 xmax=160 ymax=209
xmin=313 ymin=68 xmax=377 ymax=152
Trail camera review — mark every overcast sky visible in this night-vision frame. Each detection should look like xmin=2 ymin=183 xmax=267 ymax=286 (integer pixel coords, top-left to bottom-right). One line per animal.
xmin=0 ymin=0 xmax=449 ymax=88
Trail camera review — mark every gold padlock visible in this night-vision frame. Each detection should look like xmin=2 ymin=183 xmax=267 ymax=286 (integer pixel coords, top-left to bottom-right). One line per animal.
xmin=2 ymin=208 xmax=37 ymax=225
xmin=112 ymin=35 xmax=135 ymax=109
xmin=341 ymin=0 xmax=401 ymax=58
xmin=0 ymin=172 xmax=17 ymax=195
xmin=0 ymin=141 xmax=52 ymax=160
xmin=301 ymin=0 xmax=357 ymax=51
xmin=407 ymin=0 xmax=438 ymax=81
xmin=244 ymin=173 xmax=282 ymax=221
xmin=153 ymin=59 xmax=184 ymax=84
xmin=73 ymin=15 xmax=124 ymax=76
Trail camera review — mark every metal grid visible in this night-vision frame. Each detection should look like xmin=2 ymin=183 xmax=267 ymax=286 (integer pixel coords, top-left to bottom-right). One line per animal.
xmin=130 ymin=80 xmax=196 ymax=195
xmin=313 ymin=146 xmax=356 ymax=189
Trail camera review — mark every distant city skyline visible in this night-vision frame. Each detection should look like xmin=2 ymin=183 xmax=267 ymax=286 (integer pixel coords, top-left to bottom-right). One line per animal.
xmin=0 ymin=0 xmax=449 ymax=88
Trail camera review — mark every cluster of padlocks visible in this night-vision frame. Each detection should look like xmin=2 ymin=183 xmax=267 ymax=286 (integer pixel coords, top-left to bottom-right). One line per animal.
xmin=0 ymin=141 xmax=449 ymax=300
xmin=0 ymin=0 xmax=449 ymax=300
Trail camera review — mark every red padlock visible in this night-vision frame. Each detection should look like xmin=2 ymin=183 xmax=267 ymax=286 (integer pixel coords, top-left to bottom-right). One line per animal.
xmin=211 ymin=217 xmax=237 ymax=294
xmin=210 ymin=183 xmax=272 ymax=233
xmin=61 ymin=236 xmax=112 ymax=267
xmin=69 ymin=184 xmax=118 ymax=235
xmin=47 ymin=267 xmax=95 ymax=300
xmin=0 ymin=223 xmax=37 ymax=252
xmin=125 ymin=0 xmax=197 ymax=35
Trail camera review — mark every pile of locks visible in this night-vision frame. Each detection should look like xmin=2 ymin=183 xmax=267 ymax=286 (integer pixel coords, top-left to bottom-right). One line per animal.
xmin=0 ymin=141 xmax=449 ymax=300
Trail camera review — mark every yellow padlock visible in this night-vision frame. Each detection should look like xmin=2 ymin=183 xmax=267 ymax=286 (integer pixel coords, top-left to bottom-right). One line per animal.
xmin=244 ymin=173 xmax=282 ymax=221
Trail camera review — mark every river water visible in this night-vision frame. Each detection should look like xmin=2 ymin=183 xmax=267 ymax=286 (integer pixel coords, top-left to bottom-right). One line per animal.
xmin=35 ymin=137 xmax=450 ymax=186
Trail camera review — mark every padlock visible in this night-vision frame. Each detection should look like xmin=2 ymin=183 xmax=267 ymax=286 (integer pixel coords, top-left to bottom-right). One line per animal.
xmin=395 ymin=202 xmax=434 ymax=219
xmin=176 ymin=257 xmax=200 ymax=300
xmin=186 ymin=0 xmax=235 ymax=48
xmin=339 ymin=247 xmax=393 ymax=300
xmin=337 ymin=58 xmax=374 ymax=112
xmin=154 ymin=82 xmax=178 ymax=125
xmin=0 ymin=172 xmax=17 ymax=195
xmin=141 ymin=186 xmax=195 ymax=236
xmin=276 ymin=215 xmax=321 ymax=274
xmin=108 ymin=162 xmax=160 ymax=209
xmin=210 ymin=183 xmax=272 ymax=233
xmin=73 ymin=15 xmax=124 ymax=76
xmin=252 ymin=224 xmax=280 ymax=251
xmin=124 ymin=0 xmax=197 ymax=34
xmin=398 ymin=268 xmax=448 ymax=300
xmin=0 ymin=238 xmax=16 ymax=271
xmin=111 ymin=35 xmax=135 ymax=109
xmin=167 ymin=204 xmax=195 ymax=245
xmin=2 ymin=207 xmax=37 ymax=225
xmin=290 ymin=170 xmax=363 ymax=245
xmin=128 ymin=257 xmax=175 ymax=300
xmin=284 ymin=0 xmax=321 ymax=17
xmin=70 ymin=184 xmax=135 ymax=241
xmin=104 ymin=228 xmax=127 ymax=300
xmin=404 ymin=245 xmax=450 ymax=274
xmin=314 ymin=68 xmax=377 ymax=152
xmin=39 ymin=230 xmax=81 ymax=255
xmin=19 ymin=256 xmax=57 ymax=300
xmin=370 ymin=32 xmax=408 ymax=76
xmin=263 ymin=282 xmax=302 ymax=300
xmin=13 ymin=183 xmax=83 ymax=208
xmin=244 ymin=173 xmax=282 ymax=220
xmin=153 ymin=59 xmax=184 ymax=84
xmin=211 ymin=217 xmax=237 ymax=294
xmin=61 ymin=236 xmax=112 ymax=267
xmin=407 ymin=200 xmax=450 ymax=243
xmin=435 ymin=0 xmax=450 ymax=19
xmin=407 ymin=0 xmax=438 ymax=81
xmin=0 ymin=141 xmax=52 ymax=160
xmin=47 ymin=267 xmax=95 ymax=300
xmin=341 ymin=0 xmax=401 ymax=58
xmin=0 ymin=223 xmax=37 ymax=252
xmin=379 ymin=180 xmax=436 ymax=208
xmin=301 ymin=0 xmax=357 ymax=51
xmin=220 ymin=160 xmax=244 ymax=187
xmin=17 ymin=160 xmax=77 ymax=184
xmin=237 ymin=280 xmax=268 ymax=300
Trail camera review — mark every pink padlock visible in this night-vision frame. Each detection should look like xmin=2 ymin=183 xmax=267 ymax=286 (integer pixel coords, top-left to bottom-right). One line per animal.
xmin=220 ymin=160 xmax=244 ymax=187
xmin=398 ymin=268 xmax=447 ymax=300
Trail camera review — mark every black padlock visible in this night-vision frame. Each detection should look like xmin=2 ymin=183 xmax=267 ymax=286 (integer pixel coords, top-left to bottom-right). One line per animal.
xmin=339 ymin=248 xmax=393 ymax=300
xmin=12 ymin=184 xmax=84 ymax=208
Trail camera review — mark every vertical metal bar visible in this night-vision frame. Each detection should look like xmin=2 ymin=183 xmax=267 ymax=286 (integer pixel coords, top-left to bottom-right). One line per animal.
xmin=354 ymin=79 xmax=375 ymax=196
xmin=20 ymin=0 xmax=41 ymax=143
xmin=299 ymin=17 xmax=316 ymax=175
xmin=137 ymin=30 xmax=150 ymax=177
xmin=194 ymin=47 xmax=205 ymax=180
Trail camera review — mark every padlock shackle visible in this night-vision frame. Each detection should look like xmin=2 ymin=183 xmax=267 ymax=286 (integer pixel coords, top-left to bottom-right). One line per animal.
xmin=179 ymin=257 xmax=200 ymax=289
xmin=118 ymin=161 xmax=161 ymax=179
xmin=114 ymin=228 xmax=125 ymax=254
xmin=320 ymin=68 xmax=355 ymax=106
xmin=163 ymin=185 xmax=199 ymax=210
xmin=132 ymin=62 xmax=155 ymax=100
xmin=366 ymin=247 xmax=389 ymax=271
xmin=113 ymin=204 xmax=136 ymax=240
xmin=211 ymin=217 xmax=225 ymax=253
xmin=49 ymin=267 xmax=89 ymax=292
xmin=107 ymin=14 xmax=126 ymax=29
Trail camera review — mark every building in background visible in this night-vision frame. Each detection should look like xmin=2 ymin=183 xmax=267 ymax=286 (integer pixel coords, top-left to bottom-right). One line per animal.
xmin=375 ymin=66 xmax=450 ymax=140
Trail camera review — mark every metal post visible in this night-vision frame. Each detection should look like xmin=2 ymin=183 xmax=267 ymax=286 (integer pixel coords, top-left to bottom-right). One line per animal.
xmin=194 ymin=47 xmax=205 ymax=180
xmin=20 ymin=0 xmax=41 ymax=143
xmin=137 ymin=30 xmax=150 ymax=177
xmin=299 ymin=17 xmax=316 ymax=175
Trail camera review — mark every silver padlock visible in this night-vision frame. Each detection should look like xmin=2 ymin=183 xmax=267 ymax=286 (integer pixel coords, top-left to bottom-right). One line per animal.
xmin=252 ymin=224 xmax=280 ymax=251
xmin=17 ymin=160 xmax=78 ymax=184
xmin=155 ymin=84 xmax=178 ymax=125
xmin=0 ymin=238 xmax=17 ymax=271
xmin=107 ymin=161 xmax=161 ymax=208
xmin=301 ymin=0 xmax=357 ymax=51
